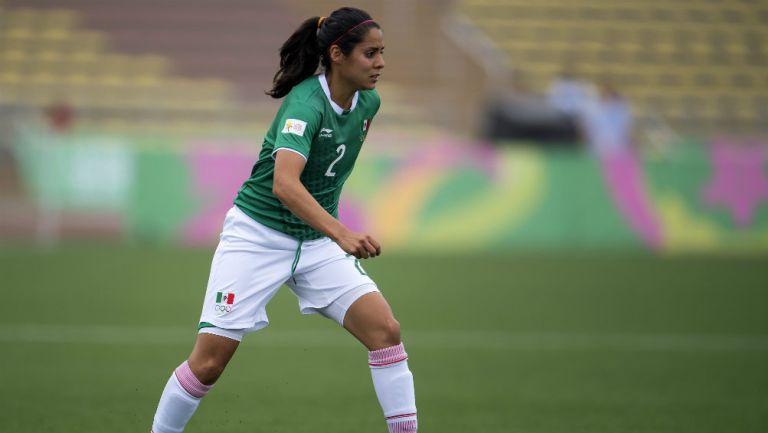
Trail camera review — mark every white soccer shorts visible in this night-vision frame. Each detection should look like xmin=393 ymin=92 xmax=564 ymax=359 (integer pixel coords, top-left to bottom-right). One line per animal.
xmin=197 ymin=206 xmax=379 ymax=336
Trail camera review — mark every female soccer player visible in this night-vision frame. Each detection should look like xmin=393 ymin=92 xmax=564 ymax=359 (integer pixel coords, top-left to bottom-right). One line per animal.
xmin=150 ymin=7 xmax=418 ymax=433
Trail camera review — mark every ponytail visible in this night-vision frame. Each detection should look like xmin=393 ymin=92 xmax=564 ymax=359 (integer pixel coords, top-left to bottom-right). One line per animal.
xmin=266 ymin=16 xmax=322 ymax=99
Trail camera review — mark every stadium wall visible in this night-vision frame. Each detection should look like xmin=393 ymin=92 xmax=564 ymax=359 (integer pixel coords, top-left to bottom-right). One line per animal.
xmin=10 ymin=128 xmax=768 ymax=253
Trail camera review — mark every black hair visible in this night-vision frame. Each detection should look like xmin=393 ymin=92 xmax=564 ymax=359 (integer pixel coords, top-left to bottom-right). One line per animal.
xmin=266 ymin=7 xmax=380 ymax=98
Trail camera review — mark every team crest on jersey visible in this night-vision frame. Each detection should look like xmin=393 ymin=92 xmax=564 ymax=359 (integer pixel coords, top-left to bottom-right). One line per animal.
xmin=282 ymin=119 xmax=307 ymax=136
xmin=214 ymin=291 xmax=235 ymax=316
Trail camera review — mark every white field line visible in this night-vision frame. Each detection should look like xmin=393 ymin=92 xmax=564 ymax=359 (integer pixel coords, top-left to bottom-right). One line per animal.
xmin=1 ymin=324 xmax=768 ymax=352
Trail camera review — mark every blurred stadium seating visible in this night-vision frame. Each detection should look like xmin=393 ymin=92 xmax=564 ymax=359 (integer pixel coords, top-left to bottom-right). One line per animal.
xmin=0 ymin=0 xmax=434 ymax=137
xmin=1 ymin=1 xmax=766 ymax=136
xmin=0 ymin=4 xmax=269 ymax=136
xmin=456 ymin=0 xmax=768 ymax=135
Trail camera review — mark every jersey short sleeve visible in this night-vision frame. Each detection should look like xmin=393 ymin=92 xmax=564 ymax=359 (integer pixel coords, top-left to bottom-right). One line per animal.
xmin=271 ymin=103 xmax=322 ymax=160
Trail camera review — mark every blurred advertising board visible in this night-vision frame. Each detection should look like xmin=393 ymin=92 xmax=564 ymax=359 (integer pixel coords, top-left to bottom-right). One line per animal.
xmin=12 ymin=129 xmax=768 ymax=253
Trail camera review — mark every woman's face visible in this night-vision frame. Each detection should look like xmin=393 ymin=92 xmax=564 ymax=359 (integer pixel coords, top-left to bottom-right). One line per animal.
xmin=336 ymin=27 xmax=385 ymax=90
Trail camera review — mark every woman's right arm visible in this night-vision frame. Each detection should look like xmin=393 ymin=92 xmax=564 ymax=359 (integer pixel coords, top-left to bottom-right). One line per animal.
xmin=273 ymin=150 xmax=381 ymax=259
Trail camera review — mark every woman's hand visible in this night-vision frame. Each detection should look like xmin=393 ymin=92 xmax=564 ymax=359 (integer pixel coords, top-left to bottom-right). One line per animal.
xmin=334 ymin=229 xmax=381 ymax=259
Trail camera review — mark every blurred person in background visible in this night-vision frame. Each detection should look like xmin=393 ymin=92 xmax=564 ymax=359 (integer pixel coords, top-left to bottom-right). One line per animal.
xmin=149 ymin=7 xmax=418 ymax=433
xmin=547 ymin=66 xmax=594 ymax=120
xmin=580 ymin=82 xmax=632 ymax=158
xmin=45 ymin=99 xmax=76 ymax=133
xmin=581 ymin=82 xmax=663 ymax=249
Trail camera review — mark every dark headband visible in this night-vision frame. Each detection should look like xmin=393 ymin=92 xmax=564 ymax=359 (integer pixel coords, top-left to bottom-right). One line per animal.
xmin=330 ymin=19 xmax=376 ymax=47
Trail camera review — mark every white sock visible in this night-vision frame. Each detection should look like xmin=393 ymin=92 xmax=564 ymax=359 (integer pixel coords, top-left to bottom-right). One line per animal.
xmin=151 ymin=361 xmax=213 ymax=433
xmin=369 ymin=343 xmax=418 ymax=433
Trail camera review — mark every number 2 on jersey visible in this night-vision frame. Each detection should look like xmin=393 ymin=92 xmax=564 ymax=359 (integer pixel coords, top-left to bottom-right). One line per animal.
xmin=325 ymin=144 xmax=346 ymax=177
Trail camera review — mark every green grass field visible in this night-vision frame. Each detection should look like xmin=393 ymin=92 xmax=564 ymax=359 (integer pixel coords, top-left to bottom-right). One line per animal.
xmin=1 ymin=246 xmax=767 ymax=433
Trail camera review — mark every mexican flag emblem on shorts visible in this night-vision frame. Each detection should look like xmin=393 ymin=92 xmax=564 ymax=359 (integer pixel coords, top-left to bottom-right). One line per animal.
xmin=214 ymin=292 xmax=235 ymax=316
xmin=216 ymin=292 xmax=235 ymax=305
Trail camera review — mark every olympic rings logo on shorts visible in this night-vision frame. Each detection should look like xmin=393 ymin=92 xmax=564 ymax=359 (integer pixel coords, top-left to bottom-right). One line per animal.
xmin=214 ymin=304 xmax=233 ymax=313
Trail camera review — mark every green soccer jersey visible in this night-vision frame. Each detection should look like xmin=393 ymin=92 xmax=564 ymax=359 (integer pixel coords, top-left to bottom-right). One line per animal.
xmin=234 ymin=74 xmax=380 ymax=240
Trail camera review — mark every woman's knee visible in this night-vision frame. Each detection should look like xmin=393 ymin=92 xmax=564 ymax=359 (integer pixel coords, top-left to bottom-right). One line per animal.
xmin=376 ymin=317 xmax=402 ymax=348
xmin=188 ymin=356 xmax=227 ymax=385
xmin=187 ymin=333 xmax=239 ymax=385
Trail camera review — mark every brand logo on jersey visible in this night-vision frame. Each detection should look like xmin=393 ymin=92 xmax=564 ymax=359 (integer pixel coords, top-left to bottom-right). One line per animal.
xmin=282 ymin=119 xmax=307 ymax=136
xmin=319 ymin=128 xmax=333 ymax=138
xmin=214 ymin=292 xmax=235 ymax=316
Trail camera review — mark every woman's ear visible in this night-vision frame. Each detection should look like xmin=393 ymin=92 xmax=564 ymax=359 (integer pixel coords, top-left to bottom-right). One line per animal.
xmin=329 ymin=45 xmax=344 ymax=64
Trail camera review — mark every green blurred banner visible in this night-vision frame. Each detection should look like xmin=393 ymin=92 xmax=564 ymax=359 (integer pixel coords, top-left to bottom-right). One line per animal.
xmin=14 ymin=129 xmax=768 ymax=252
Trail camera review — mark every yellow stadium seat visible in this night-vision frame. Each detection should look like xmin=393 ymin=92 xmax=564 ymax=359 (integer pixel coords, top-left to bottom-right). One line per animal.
xmin=39 ymin=9 xmax=80 ymax=30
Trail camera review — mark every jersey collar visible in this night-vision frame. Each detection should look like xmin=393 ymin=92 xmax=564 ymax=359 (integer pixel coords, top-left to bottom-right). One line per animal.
xmin=318 ymin=74 xmax=359 ymax=115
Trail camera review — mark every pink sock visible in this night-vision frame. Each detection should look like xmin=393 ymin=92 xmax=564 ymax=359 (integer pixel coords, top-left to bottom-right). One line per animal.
xmin=174 ymin=361 xmax=212 ymax=398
